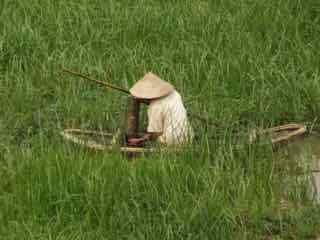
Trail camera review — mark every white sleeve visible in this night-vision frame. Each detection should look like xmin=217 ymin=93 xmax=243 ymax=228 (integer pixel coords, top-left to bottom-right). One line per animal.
xmin=147 ymin=103 xmax=164 ymax=133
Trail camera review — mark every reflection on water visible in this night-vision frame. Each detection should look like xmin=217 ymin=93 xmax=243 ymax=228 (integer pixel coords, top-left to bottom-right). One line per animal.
xmin=276 ymin=134 xmax=320 ymax=203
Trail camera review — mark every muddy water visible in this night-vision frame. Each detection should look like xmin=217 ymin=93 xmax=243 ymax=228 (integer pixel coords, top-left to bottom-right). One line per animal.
xmin=276 ymin=134 xmax=320 ymax=203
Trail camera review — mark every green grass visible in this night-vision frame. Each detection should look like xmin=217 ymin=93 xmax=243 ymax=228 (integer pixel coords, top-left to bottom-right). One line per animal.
xmin=1 ymin=0 xmax=320 ymax=239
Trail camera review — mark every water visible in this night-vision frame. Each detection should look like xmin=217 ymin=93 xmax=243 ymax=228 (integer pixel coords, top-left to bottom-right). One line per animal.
xmin=277 ymin=134 xmax=320 ymax=203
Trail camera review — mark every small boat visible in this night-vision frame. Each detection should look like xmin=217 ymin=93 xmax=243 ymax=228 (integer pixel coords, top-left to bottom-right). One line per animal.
xmin=61 ymin=123 xmax=307 ymax=153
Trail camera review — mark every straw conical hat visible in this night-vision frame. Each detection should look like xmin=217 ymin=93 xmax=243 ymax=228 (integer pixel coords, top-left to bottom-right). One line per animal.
xmin=130 ymin=72 xmax=174 ymax=100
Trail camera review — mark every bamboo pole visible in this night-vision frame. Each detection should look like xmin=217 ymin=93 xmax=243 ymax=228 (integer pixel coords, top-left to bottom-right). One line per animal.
xmin=61 ymin=68 xmax=130 ymax=95
xmin=126 ymin=96 xmax=140 ymax=138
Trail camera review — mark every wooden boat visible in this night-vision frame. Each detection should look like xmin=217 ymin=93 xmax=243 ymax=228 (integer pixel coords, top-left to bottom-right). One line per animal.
xmin=61 ymin=123 xmax=307 ymax=153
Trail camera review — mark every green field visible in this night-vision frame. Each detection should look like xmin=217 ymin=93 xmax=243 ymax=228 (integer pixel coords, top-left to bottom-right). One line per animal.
xmin=1 ymin=0 xmax=320 ymax=239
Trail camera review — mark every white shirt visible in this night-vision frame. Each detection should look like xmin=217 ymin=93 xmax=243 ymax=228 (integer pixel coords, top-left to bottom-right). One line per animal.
xmin=147 ymin=90 xmax=194 ymax=145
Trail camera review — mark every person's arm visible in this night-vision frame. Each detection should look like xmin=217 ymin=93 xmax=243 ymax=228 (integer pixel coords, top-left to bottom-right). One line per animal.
xmin=127 ymin=132 xmax=162 ymax=146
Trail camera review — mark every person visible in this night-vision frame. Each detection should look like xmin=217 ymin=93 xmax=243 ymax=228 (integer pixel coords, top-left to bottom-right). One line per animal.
xmin=127 ymin=72 xmax=194 ymax=146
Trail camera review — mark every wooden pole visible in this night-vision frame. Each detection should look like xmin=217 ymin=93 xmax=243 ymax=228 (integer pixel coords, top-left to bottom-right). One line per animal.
xmin=126 ymin=96 xmax=140 ymax=138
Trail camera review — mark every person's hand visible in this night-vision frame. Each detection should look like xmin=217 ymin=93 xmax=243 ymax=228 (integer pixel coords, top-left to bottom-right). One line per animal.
xmin=127 ymin=137 xmax=144 ymax=146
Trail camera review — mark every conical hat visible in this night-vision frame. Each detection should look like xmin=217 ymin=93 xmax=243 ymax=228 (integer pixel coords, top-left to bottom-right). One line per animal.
xmin=130 ymin=72 xmax=174 ymax=100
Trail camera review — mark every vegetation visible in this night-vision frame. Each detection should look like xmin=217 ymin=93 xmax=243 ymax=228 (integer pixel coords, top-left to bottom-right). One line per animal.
xmin=1 ymin=0 xmax=320 ymax=239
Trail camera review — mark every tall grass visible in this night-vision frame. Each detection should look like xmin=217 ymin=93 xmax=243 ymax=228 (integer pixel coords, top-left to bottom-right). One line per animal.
xmin=1 ymin=0 xmax=320 ymax=239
